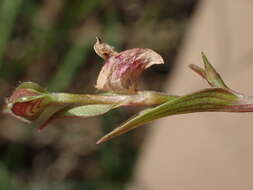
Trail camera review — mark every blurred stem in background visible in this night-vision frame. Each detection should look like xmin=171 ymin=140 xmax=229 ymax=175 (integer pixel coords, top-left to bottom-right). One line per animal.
xmin=0 ymin=0 xmax=23 ymax=69
xmin=48 ymin=42 xmax=91 ymax=91
xmin=48 ymin=0 xmax=104 ymax=91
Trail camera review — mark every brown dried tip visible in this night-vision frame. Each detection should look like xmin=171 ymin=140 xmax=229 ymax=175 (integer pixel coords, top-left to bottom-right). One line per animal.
xmin=93 ymin=37 xmax=118 ymax=59
xmin=94 ymin=39 xmax=164 ymax=94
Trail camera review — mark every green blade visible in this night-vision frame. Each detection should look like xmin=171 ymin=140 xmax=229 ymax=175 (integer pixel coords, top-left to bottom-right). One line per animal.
xmin=58 ymin=104 xmax=115 ymax=118
xmin=97 ymin=88 xmax=238 ymax=144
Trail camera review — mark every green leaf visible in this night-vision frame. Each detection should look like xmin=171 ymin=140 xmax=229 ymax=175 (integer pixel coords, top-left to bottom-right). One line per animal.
xmin=58 ymin=104 xmax=116 ymax=118
xmin=189 ymin=52 xmax=228 ymax=89
xmin=96 ymin=88 xmax=239 ymax=144
xmin=32 ymin=104 xmax=68 ymax=130
xmin=16 ymin=82 xmax=48 ymax=93
xmin=33 ymin=104 xmax=116 ymax=130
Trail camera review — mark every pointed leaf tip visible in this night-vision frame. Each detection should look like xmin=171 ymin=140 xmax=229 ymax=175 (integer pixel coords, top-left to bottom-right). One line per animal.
xmin=201 ymin=52 xmax=216 ymax=74
xmin=190 ymin=53 xmax=228 ymax=89
xmin=189 ymin=64 xmax=206 ymax=79
xmin=96 ymin=139 xmax=103 ymax=144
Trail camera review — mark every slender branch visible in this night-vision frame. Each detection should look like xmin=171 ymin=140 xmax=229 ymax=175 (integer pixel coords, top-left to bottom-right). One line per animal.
xmin=51 ymin=91 xmax=177 ymax=106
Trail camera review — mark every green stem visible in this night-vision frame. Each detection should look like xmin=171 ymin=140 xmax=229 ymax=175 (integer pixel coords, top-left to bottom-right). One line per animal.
xmin=51 ymin=91 xmax=177 ymax=106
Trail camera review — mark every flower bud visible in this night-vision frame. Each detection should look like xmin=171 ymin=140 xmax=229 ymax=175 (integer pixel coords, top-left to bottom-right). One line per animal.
xmin=94 ymin=38 xmax=164 ymax=94
xmin=5 ymin=82 xmax=52 ymax=122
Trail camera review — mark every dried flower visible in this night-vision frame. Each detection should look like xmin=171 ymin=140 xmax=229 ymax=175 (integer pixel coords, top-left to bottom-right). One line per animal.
xmin=94 ymin=37 xmax=164 ymax=94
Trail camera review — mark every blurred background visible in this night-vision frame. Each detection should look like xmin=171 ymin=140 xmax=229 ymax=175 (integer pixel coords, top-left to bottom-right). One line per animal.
xmin=0 ymin=0 xmax=198 ymax=189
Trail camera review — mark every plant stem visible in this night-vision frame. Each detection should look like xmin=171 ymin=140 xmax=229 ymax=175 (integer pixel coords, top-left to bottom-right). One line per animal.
xmin=51 ymin=91 xmax=177 ymax=106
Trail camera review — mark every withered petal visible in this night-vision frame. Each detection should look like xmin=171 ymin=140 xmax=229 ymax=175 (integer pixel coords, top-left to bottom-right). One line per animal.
xmin=96 ymin=48 xmax=164 ymax=94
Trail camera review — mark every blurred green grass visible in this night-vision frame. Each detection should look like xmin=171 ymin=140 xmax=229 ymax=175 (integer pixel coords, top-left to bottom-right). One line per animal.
xmin=0 ymin=0 xmax=198 ymax=189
